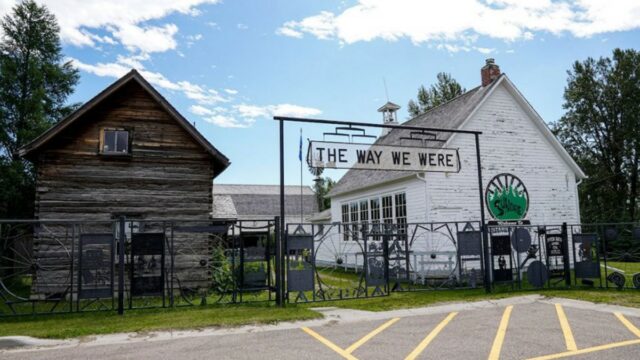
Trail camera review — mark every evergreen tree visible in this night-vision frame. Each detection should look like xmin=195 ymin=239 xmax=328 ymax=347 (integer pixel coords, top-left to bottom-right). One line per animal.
xmin=407 ymin=72 xmax=465 ymax=118
xmin=0 ymin=0 xmax=79 ymax=218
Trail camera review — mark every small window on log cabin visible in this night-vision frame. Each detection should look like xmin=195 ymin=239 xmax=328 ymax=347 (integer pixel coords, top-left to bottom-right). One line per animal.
xmin=101 ymin=129 xmax=129 ymax=154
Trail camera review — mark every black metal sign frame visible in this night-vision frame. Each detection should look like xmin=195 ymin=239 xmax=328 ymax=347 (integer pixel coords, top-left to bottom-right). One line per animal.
xmin=130 ymin=232 xmax=165 ymax=306
xmin=77 ymin=233 xmax=115 ymax=306
xmin=274 ymin=116 xmax=488 ymax=306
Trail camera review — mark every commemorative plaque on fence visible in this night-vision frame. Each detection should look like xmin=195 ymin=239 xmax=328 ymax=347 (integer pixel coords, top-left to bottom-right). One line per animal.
xmin=78 ymin=234 xmax=114 ymax=299
xmin=573 ymin=233 xmax=600 ymax=279
xmin=286 ymin=234 xmax=314 ymax=302
xmin=131 ymin=233 xmax=165 ymax=296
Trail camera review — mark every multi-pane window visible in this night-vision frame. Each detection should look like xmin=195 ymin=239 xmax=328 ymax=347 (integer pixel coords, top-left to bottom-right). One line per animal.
xmin=350 ymin=202 xmax=359 ymax=240
xmin=102 ymin=129 xmax=129 ymax=154
xmin=382 ymin=195 xmax=394 ymax=234
xmin=359 ymin=200 xmax=369 ymax=238
xmin=340 ymin=192 xmax=406 ymax=240
xmin=395 ymin=193 xmax=407 ymax=236
xmin=341 ymin=204 xmax=349 ymax=241
xmin=370 ymin=198 xmax=381 ymax=240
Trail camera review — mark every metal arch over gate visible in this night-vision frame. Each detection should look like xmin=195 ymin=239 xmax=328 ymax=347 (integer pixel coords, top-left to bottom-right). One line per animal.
xmin=274 ymin=116 xmax=489 ymax=305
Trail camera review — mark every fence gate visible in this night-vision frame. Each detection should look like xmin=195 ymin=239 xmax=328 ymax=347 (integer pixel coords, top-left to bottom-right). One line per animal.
xmin=284 ymin=223 xmax=389 ymax=303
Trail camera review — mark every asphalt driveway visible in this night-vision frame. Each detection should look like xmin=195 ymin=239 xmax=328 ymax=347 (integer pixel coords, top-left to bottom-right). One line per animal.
xmin=3 ymin=295 xmax=640 ymax=360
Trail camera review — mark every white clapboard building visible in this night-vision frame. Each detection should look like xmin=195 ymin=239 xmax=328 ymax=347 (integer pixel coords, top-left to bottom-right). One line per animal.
xmin=309 ymin=59 xmax=586 ymax=281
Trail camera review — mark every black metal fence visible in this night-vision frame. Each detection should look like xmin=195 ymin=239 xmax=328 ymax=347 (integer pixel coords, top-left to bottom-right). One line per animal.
xmin=0 ymin=218 xmax=276 ymax=316
xmin=486 ymin=222 xmax=640 ymax=291
xmin=283 ymin=221 xmax=485 ymax=303
xmin=3 ymin=218 xmax=640 ymax=316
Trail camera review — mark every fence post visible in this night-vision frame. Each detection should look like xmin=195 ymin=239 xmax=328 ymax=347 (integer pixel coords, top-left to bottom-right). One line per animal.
xmin=482 ymin=224 xmax=492 ymax=293
xmin=117 ymin=216 xmax=126 ymax=315
xmin=561 ymin=222 xmax=571 ymax=287
xmin=274 ymin=216 xmax=282 ymax=306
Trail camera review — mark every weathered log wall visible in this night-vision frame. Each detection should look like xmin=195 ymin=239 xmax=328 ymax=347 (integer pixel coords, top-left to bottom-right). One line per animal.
xmin=31 ymin=81 xmax=217 ymax=295
xmin=35 ymin=81 xmax=214 ymax=221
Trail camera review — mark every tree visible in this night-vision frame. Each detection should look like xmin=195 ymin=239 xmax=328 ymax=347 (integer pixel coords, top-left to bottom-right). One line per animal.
xmin=0 ymin=0 xmax=79 ymax=218
xmin=553 ymin=49 xmax=640 ymax=223
xmin=407 ymin=72 xmax=465 ymax=118
xmin=313 ymin=177 xmax=335 ymax=211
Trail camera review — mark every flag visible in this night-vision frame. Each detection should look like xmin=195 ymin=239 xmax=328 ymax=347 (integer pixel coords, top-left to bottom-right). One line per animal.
xmin=298 ymin=128 xmax=303 ymax=161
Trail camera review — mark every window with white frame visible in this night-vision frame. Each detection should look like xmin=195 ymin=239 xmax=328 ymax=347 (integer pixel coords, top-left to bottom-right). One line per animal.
xmin=340 ymin=191 xmax=407 ymax=241
xmin=350 ymin=202 xmax=359 ymax=240
xmin=382 ymin=195 xmax=394 ymax=232
xmin=370 ymin=198 xmax=381 ymax=240
xmin=359 ymin=200 xmax=369 ymax=238
xmin=341 ymin=203 xmax=349 ymax=241
xmin=395 ymin=192 xmax=407 ymax=236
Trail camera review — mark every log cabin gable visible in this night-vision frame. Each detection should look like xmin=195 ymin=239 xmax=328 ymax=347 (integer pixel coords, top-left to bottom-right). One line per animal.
xmin=19 ymin=70 xmax=230 ymax=176
xmin=19 ymin=70 xmax=229 ymax=220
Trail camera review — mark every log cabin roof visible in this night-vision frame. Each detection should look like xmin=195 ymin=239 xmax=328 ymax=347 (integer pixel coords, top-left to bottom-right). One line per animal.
xmin=19 ymin=69 xmax=230 ymax=177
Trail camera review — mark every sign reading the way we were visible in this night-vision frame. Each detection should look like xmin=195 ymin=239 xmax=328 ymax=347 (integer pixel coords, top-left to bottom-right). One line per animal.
xmin=307 ymin=141 xmax=461 ymax=173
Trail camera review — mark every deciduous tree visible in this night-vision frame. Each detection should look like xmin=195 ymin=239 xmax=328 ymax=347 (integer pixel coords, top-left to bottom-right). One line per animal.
xmin=553 ymin=49 xmax=640 ymax=222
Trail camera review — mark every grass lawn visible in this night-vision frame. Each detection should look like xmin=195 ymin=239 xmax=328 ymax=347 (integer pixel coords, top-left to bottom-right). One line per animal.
xmin=0 ymin=303 xmax=321 ymax=339
xmin=2 ymin=287 xmax=640 ymax=340
xmin=320 ymin=287 xmax=640 ymax=312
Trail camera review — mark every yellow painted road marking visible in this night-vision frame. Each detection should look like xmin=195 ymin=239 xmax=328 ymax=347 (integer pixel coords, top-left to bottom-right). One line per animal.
xmin=526 ymin=338 xmax=640 ymax=360
xmin=488 ymin=305 xmax=513 ymax=360
xmin=615 ymin=312 xmax=640 ymax=338
xmin=345 ymin=317 xmax=401 ymax=354
xmin=554 ymin=304 xmax=577 ymax=351
xmin=404 ymin=312 xmax=458 ymax=360
xmin=301 ymin=327 xmax=359 ymax=360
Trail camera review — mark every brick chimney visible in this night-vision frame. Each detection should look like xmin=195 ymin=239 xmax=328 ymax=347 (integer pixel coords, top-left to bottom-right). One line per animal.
xmin=481 ymin=58 xmax=501 ymax=87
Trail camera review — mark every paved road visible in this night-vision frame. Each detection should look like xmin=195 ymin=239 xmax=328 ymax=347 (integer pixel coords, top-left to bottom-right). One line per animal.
xmin=3 ymin=296 xmax=640 ymax=360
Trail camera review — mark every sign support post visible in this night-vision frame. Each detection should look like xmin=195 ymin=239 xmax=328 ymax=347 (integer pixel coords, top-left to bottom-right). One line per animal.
xmin=474 ymin=133 xmax=491 ymax=293
xmin=276 ymin=119 xmax=285 ymax=306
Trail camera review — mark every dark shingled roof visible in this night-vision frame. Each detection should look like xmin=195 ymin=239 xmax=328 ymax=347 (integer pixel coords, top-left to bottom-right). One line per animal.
xmin=212 ymin=184 xmax=318 ymax=220
xmin=328 ymin=78 xmax=500 ymax=197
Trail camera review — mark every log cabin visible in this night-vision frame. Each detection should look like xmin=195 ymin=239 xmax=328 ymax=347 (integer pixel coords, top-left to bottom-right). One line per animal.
xmin=20 ymin=69 xmax=229 ymax=221
xmin=18 ymin=70 xmax=230 ymax=296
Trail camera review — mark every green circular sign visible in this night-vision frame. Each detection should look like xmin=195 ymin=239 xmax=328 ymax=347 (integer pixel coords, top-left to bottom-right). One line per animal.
xmin=486 ymin=173 xmax=529 ymax=221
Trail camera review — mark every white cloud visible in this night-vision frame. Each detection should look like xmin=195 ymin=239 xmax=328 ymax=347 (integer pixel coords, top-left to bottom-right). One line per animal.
xmin=189 ymin=105 xmax=214 ymax=116
xmin=235 ymin=103 xmax=322 ymax=118
xmin=188 ymin=102 xmax=323 ymax=128
xmin=113 ymin=23 xmax=179 ymax=53
xmin=207 ymin=114 xmax=251 ymax=128
xmin=71 ymin=57 xmax=231 ymax=105
xmin=237 ymin=23 xmax=249 ymax=30
xmin=276 ymin=26 xmax=304 ymax=39
xmin=475 ymin=47 xmax=495 ymax=54
xmin=0 ymin=0 xmax=220 ymax=53
xmin=71 ymin=57 xmax=320 ymax=129
xmin=278 ymin=0 xmax=640 ymax=50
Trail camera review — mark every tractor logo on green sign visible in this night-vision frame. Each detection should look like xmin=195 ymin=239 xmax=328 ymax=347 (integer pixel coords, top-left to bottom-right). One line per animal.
xmin=486 ymin=173 xmax=529 ymax=221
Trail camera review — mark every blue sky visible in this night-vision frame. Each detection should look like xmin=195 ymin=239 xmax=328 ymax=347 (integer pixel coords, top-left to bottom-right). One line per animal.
xmin=2 ymin=0 xmax=639 ymax=186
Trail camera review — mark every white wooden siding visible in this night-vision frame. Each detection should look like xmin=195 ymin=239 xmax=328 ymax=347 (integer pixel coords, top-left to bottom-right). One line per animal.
xmin=329 ymin=81 xmax=581 ymax=226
